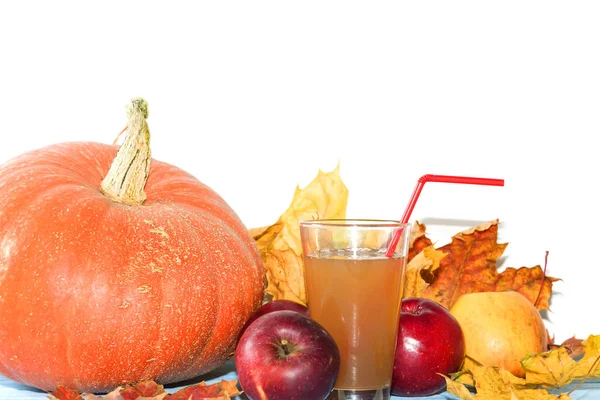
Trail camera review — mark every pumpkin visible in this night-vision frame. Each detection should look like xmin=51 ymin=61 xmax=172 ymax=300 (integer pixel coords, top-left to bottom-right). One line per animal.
xmin=0 ymin=99 xmax=265 ymax=392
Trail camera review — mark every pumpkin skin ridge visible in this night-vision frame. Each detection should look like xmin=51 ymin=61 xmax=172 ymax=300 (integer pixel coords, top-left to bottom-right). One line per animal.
xmin=142 ymin=163 xmax=265 ymax=365
xmin=141 ymin=169 xmax=264 ymax=306
xmin=0 ymin=142 xmax=114 ymax=187
xmin=0 ymin=163 xmax=91 ymax=194
xmin=117 ymin=149 xmax=263 ymax=384
xmin=0 ymin=142 xmax=265 ymax=392
xmin=135 ymin=201 xmax=220 ymax=384
xmin=0 ymin=146 xmax=99 ymax=384
xmin=132 ymin=162 xmax=262 ymax=384
xmin=0 ymin=185 xmax=47 ymax=383
xmin=0 ymin=183 xmax=115 ymax=388
xmin=0 ymin=145 xmax=153 ymax=387
xmin=0 ymin=165 xmax=110 ymax=235
xmin=106 ymin=203 xmax=219 ymax=389
xmin=157 ymin=202 xmax=224 ymax=382
xmin=67 ymin=195 xmax=115 ymax=391
xmin=66 ymin=190 xmax=117 ymax=390
xmin=152 ymin=200 xmax=263 ymax=383
xmin=137 ymin=215 xmax=170 ymax=384
xmin=54 ymin=196 xmax=222 ymax=390
xmin=141 ymin=170 xmax=251 ymax=241
xmin=57 ymin=196 xmax=131 ymax=390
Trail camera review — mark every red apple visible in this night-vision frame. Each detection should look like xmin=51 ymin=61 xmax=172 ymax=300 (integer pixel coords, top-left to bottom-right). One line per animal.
xmin=391 ymin=298 xmax=466 ymax=397
xmin=235 ymin=310 xmax=340 ymax=400
xmin=238 ymin=299 xmax=310 ymax=340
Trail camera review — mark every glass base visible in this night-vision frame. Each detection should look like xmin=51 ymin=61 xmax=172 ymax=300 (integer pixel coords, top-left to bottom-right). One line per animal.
xmin=326 ymin=387 xmax=390 ymax=400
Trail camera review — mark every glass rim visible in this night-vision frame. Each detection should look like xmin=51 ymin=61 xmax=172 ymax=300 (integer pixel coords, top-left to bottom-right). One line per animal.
xmin=298 ymin=218 xmax=410 ymax=228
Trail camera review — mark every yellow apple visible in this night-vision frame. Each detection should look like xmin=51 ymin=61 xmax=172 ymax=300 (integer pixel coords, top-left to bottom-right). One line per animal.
xmin=449 ymin=291 xmax=547 ymax=377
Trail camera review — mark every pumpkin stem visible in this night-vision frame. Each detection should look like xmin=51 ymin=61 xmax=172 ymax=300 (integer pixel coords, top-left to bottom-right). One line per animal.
xmin=100 ymin=98 xmax=151 ymax=205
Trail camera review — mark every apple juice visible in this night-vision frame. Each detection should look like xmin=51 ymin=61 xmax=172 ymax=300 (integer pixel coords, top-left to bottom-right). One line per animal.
xmin=304 ymin=250 xmax=406 ymax=390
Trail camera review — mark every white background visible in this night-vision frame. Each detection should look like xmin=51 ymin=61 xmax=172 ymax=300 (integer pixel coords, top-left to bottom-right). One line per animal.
xmin=0 ymin=1 xmax=598 ymax=344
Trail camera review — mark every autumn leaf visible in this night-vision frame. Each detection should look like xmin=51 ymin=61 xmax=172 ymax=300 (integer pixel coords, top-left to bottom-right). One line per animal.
xmin=556 ymin=337 xmax=585 ymax=359
xmin=445 ymin=366 xmax=571 ymax=400
xmin=403 ymin=245 xmax=446 ymax=299
xmin=522 ymin=334 xmax=600 ymax=388
xmin=494 ymin=265 xmax=555 ymax=312
xmin=120 ymin=381 xmax=166 ymax=399
xmin=49 ymin=386 xmax=83 ymax=400
xmin=403 ymin=220 xmax=558 ymax=310
xmin=521 ymin=347 xmax=579 ymax=388
xmin=250 ymin=164 xmax=348 ymax=304
xmin=408 ymin=221 xmax=432 ymax=262
xmin=443 ymin=375 xmax=475 ymax=399
xmin=48 ymin=380 xmax=241 ymax=400
xmin=446 ymin=335 xmax=600 ymax=400
xmin=168 ymin=380 xmax=241 ymax=400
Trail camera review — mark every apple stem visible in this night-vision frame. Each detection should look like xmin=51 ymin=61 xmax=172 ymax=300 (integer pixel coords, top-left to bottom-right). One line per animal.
xmin=277 ymin=339 xmax=298 ymax=358
xmin=533 ymin=251 xmax=549 ymax=309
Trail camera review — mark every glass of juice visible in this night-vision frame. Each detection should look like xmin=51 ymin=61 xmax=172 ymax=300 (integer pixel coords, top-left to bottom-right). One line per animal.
xmin=299 ymin=219 xmax=410 ymax=400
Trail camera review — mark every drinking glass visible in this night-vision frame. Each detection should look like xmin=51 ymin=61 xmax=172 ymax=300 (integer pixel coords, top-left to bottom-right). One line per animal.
xmin=299 ymin=219 xmax=410 ymax=400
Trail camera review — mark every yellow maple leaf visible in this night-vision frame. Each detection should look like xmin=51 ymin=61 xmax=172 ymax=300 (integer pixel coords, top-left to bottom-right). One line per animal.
xmin=522 ymin=334 xmax=600 ymax=388
xmin=573 ymin=334 xmax=600 ymax=376
xmin=250 ymin=164 xmax=348 ymax=304
xmin=447 ymin=336 xmax=600 ymax=400
xmin=403 ymin=245 xmax=446 ymax=298
xmin=471 ymin=366 xmax=530 ymax=399
xmin=522 ymin=347 xmax=579 ymax=388
xmin=443 ymin=375 xmax=475 ymax=399
xmin=446 ymin=366 xmax=571 ymax=400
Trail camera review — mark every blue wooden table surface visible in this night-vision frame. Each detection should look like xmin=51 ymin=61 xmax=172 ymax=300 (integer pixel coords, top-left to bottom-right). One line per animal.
xmin=1 ymin=360 xmax=599 ymax=399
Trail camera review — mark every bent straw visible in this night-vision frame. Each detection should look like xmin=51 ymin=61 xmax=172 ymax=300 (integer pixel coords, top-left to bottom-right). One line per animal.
xmin=385 ymin=174 xmax=505 ymax=257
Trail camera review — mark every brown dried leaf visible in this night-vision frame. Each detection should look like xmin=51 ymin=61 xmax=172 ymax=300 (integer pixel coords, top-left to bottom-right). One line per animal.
xmin=50 ymin=386 xmax=127 ymax=400
xmin=558 ymin=337 xmax=585 ymax=359
xmin=494 ymin=266 xmax=557 ymax=311
xmin=250 ymin=164 xmax=348 ymax=304
xmin=169 ymin=380 xmax=241 ymax=400
xmin=49 ymin=386 xmax=84 ymax=400
xmin=89 ymin=387 xmax=126 ymax=400
xmin=421 ymin=220 xmax=508 ymax=308
xmin=48 ymin=380 xmax=240 ymax=400
xmin=120 ymin=381 xmax=165 ymax=399
xmin=405 ymin=220 xmax=558 ymax=310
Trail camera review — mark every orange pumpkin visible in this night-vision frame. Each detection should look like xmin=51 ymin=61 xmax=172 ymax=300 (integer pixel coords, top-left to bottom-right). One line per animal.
xmin=0 ymin=99 xmax=265 ymax=392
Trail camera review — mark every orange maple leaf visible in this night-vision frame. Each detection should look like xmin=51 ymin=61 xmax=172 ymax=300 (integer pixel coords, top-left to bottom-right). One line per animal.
xmin=49 ymin=386 xmax=82 ymax=400
xmin=404 ymin=220 xmax=558 ymax=310
xmin=168 ymin=380 xmax=241 ymax=400
xmin=49 ymin=379 xmax=241 ymax=400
